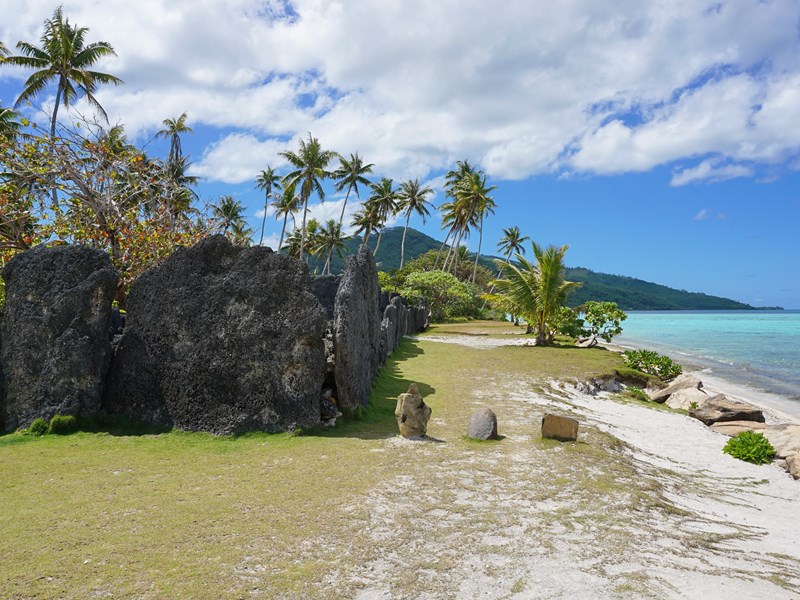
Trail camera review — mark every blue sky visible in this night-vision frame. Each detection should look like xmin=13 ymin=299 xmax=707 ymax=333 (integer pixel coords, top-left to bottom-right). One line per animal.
xmin=2 ymin=0 xmax=800 ymax=307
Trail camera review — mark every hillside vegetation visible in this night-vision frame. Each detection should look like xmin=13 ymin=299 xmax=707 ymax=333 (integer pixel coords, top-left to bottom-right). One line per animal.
xmin=313 ymin=227 xmax=757 ymax=311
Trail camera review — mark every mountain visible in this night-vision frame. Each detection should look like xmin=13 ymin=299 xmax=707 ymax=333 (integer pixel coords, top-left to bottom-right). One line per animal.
xmin=304 ymin=227 xmax=760 ymax=310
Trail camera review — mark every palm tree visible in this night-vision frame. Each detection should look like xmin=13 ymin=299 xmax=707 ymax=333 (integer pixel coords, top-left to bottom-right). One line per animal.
xmin=6 ymin=6 xmax=122 ymax=138
xmin=156 ymin=112 xmax=192 ymax=165
xmin=279 ymin=133 xmax=336 ymax=262
xmin=271 ymin=181 xmax=300 ymax=252
xmin=497 ymin=226 xmax=530 ymax=263
xmin=0 ymin=40 xmax=8 ymax=56
xmin=0 ymin=103 xmax=22 ymax=139
xmin=255 ymin=166 xmax=281 ymax=246
xmin=486 ymin=242 xmax=580 ymax=345
xmin=351 ymin=201 xmax=381 ymax=245
xmin=365 ymin=177 xmax=398 ymax=257
xmin=454 ymin=171 xmax=496 ymax=283
xmin=333 ymin=152 xmax=373 ymax=228
xmin=211 ymin=195 xmax=247 ymax=235
xmin=314 ymin=219 xmax=347 ymax=275
xmin=396 ymin=179 xmax=433 ymax=269
xmin=229 ymin=221 xmax=254 ymax=247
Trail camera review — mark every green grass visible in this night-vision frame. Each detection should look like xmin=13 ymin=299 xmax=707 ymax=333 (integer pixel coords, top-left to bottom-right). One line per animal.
xmin=0 ymin=321 xmax=792 ymax=598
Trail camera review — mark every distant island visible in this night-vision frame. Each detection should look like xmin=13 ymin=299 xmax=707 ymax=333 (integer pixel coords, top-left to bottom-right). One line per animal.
xmin=307 ymin=227 xmax=782 ymax=312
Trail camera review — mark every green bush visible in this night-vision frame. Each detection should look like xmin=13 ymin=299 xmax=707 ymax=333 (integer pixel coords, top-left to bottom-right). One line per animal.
xmin=399 ymin=270 xmax=479 ymax=321
xmin=626 ymin=386 xmax=650 ymax=402
xmin=25 ymin=418 xmax=49 ymax=436
xmin=723 ymin=431 xmax=776 ymax=465
xmin=622 ymin=349 xmax=682 ymax=381
xmin=48 ymin=414 xmax=78 ymax=435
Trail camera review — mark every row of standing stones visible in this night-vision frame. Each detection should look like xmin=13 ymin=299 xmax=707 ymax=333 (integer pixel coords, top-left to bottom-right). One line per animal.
xmin=0 ymin=236 xmax=429 ymax=435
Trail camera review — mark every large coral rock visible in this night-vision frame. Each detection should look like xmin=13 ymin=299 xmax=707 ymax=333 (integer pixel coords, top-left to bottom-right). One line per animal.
xmin=104 ymin=235 xmax=326 ymax=434
xmin=688 ymin=394 xmax=765 ymax=426
xmin=333 ymin=246 xmax=382 ymax=410
xmin=309 ymin=274 xmax=340 ymax=322
xmin=649 ymin=374 xmax=704 ymax=404
xmin=541 ymin=414 xmax=579 ymax=441
xmin=395 ymin=383 xmax=431 ymax=437
xmin=0 ymin=245 xmax=117 ymax=432
xmin=709 ymin=420 xmax=767 ymax=437
xmin=763 ymin=424 xmax=800 ymax=459
xmin=665 ymin=387 xmax=709 ymax=411
xmin=467 ymin=407 xmax=498 ymax=440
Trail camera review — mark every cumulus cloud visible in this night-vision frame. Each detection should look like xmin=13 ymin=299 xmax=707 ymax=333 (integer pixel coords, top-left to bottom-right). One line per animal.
xmin=693 ymin=208 xmax=711 ymax=221
xmin=2 ymin=0 xmax=800 ymax=184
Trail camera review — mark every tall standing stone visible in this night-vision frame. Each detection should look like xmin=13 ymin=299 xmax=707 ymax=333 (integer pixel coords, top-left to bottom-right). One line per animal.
xmin=0 ymin=245 xmax=117 ymax=432
xmin=104 ymin=235 xmax=326 ymax=434
xmin=333 ymin=245 xmax=382 ymax=410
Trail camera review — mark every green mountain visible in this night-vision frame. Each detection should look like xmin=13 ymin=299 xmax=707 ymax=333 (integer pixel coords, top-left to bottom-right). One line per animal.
xmin=307 ymin=226 xmax=759 ymax=310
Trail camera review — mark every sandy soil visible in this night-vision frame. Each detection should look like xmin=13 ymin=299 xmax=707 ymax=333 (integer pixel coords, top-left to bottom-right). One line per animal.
xmin=352 ymin=333 xmax=800 ymax=599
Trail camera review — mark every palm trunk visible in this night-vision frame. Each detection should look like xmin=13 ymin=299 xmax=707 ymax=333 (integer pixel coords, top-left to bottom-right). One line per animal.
xmin=299 ymin=197 xmax=309 ymax=262
xmin=259 ymin=191 xmax=269 ymax=246
xmin=49 ymin=83 xmax=63 ymax=209
xmin=363 ymin=228 xmax=371 ymax=245
xmin=374 ymin=228 xmax=384 ymax=257
xmin=278 ymin=213 xmax=288 ymax=252
xmin=337 ymin=185 xmax=353 ymax=229
xmin=442 ymin=227 xmax=459 ymax=272
xmin=472 ymin=214 xmax=483 ymax=284
xmin=434 ymin=227 xmax=453 ymax=269
xmin=399 ymin=213 xmax=410 ymax=269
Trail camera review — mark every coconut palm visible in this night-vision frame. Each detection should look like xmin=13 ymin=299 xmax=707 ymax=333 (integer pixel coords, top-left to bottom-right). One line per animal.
xmin=255 ymin=166 xmax=281 ymax=246
xmin=6 ymin=6 xmax=122 ymax=137
xmin=0 ymin=103 xmax=22 ymax=139
xmin=279 ymin=133 xmax=336 ymax=262
xmin=454 ymin=171 xmax=496 ymax=283
xmin=497 ymin=226 xmax=529 ymax=262
xmin=351 ymin=201 xmax=381 ymax=245
xmin=366 ymin=178 xmax=398 ymax=257
xmin=230 ymin=221 xmax=254 ymax=247
xmin=0 ymin=41 xmax=8 ymax=56
xmin=486 ymin=242 xmax=580 ymax=345
xmin=314 ymin=219 xmax=347 ymax=275
xmin=211 ymin=195 xmax=247 ymax=235
xmin=156 ymin=112 xmax=192 ymax=165
xmin=396 ymin=178 xmax=433 ymax=269
xmin=333 ymin=152 xmax=373 ymax=228
xmin=271 ymin=181 xmax=300 ymax=252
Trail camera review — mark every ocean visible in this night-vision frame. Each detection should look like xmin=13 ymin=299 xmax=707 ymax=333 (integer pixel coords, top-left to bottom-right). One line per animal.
xmin=615 ymin=310 xmax=800 ymax=403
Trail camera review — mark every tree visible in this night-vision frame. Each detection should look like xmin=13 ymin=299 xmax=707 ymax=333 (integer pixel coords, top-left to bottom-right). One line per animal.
xmin=497 ymin=226 xmax=529 ymax=263
xmin=156 ymin=112 xmax=192 ymax=165
xmin=351 ymin=200 xmax=381 ymax=244
xmin=211 ymin=195 xmax=247 ymax=236
xmin=0 ymin=103 xmax=22 ymax=139
xmin=485 ymin=242 xmax=580 ymax=345
xmin=255 ymin=166 xmax=281 ymax=246
xmin=314 ymin=219 xmax=347 ymax=275
xmin=271 ymin=181 xmax=299 ymax=252
xmin=438 ymin=159 xmax=477 ymax=271
xmin=6 ymin=6 xmax=123 ymax=138
xmin=330 ymin=151 xmax=372 ymax=264
xmin=396 ymin=178 xmax=433 ymax=269
xmin=399 ymin=270 xmax=478 ymax=322
xmin=0 ymin=40 xmax=8 ymax=57
xmin=365 ymin=177 xmax=398 ymax=257
xmin=453 ymin=171 xmax=496 ymax=283
xmin=580 ymin=301 xmax=627 ymax=345
xmin=279 ymin=133 xmax=336 ymax=262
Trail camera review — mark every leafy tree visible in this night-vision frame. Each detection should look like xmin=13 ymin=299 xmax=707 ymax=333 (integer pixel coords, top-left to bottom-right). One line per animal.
xmin=314 ymin=219 xmax=347 ymax=275
xmin=156 ymin=112 xmax=192 ymax=165
xmin=395 ymin=248 xmax=494 ymax=290
xmin=255 ymin=165 xmax=281 ymax=246
xmin=580 ymin=301 xmax=627 ymax=344
xmin=6 ymin=6 xmax=123 ymax=138
xmin=485 ymin=242 xmax=580 ymax=345
xmin=396 ymin=178 xmax=433 ymax=269
xmin=279 ymin=134 xmax=336 ymax=262
xmin=400 ymin=270 xmax=478 ymax=321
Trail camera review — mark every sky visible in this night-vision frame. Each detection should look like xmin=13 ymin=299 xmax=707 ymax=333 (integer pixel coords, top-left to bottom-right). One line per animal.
xmin=1 ymin=0 xmax=799 ymax=308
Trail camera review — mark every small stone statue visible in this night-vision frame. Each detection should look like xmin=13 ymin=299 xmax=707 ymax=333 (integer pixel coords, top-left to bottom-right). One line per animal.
xmin=395 ymin=383 xmax=431 ymax=438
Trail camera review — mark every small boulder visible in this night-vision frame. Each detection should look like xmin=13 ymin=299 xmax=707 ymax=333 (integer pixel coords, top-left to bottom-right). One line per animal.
xmin=541 ymin=413 xmax=579 ymax=441
xmin=709 ymin=420 xmax=767 ymax=437
xmin=649 ymin=374 xmax=703 ymax=404
xmin=785 ymin=454 xmax=800 ymax=480
xmin=575 ymin=335 xmax=598 ymax=348
xmin=665 ymin=387 xmax=708 ymax=411
xmin=688 ymin=394 xmax=765 ymax=426
xmin=395 ymin=383 xmax=431 ymax=438
xmin=467 ymin=407 xmax=498 ymax=440
xmin=763 ymin=424 xmax=800 ymax=459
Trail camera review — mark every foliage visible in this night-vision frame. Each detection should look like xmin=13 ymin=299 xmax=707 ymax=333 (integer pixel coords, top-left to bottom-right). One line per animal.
xmin=377 ymin=270 xmax=394 ymax=292
xmin=47 ymin=414 xmax=78 ymax=435
xmin=399 ymin=270 xmax=479 ymax=321
xmin=581 ymin=301 xmax=627 ymax=342
xmin=25 ymin=418 xmax=49 ymax=436
xmin=622 ymin=349 xmax=682 ymax=381
xmin=395 ymin=248 xmax=494 ymax=290
xmin=723 ymin=431 xmax=776 ymax=465
xmin=626 ymin=386 xmax=650 ymax=402
xmin=553 ymin=306 xmax=584 ymax=338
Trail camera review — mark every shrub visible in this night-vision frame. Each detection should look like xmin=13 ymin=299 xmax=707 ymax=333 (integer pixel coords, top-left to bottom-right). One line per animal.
xmin=723 ymin=431 xmax=776 ymax=465
xmin=622 ymin=349 xmax=682 ymax=381
xmin=626 ymin=386 xmax=650 ymax=402
xmin=581 ymin=301 xmax=627 ymax=342
xmin=48 ymin=414 xmax=78 ymax=435
xmin=399 ymin=270 xmax=479 ymax=321
xmin=26 ymin=418 xmax=49 ymax=436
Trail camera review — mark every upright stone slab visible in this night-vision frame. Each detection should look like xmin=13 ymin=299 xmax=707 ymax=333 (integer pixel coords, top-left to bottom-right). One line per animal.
xmin=333 ymin=245 xmax=381 ymax=409
xmin=104 ymin=235 xmax=326 ymax=434
xmin=541 ymin=413 xmax=579 ymax=441
xmin=309 ymin=274 xmax=341 ymax=322
xmin=0 ymin=245 xmax=117 ymax=432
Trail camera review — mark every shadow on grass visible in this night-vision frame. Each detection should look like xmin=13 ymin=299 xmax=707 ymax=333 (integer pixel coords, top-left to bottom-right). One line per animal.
xmin=303 ymin=338 xmax=433 ymax=441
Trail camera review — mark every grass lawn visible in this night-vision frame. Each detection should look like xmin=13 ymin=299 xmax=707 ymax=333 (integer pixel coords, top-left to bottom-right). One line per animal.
xmin=3 ymin=321 xmax=783 ymax=598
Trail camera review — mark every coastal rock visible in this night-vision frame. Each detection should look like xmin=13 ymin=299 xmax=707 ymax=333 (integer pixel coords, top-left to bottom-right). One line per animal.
xmin=665 ymin=387 xmax=709 ymax=411
xmin=395 ymin=383 xmax=431 ymax=438
xmin=785 ymin=454 xmax=800 ymax=480
xmin=0 ymin=244 xmax=117 ymax=432
xmin=333 ymin=246 xmax=382 ymax=410
xmin=104 ymin=235 xmax=326 ymax=435
xmin=467 ymin=407 xmax=498 ymax=440
xmin=541 ymin=413 xmax=579 ymax=441
xmin=575 ymin=335 xmax=598 ymax=348
xmin=763 ymin=424 xmax=800 ymax=459
xmin=649 ymin=374 xmax=703 ymax=404
xmin=576 ymin=376 xmax=621 ymax=396
xmin=709 ymin=420 xmax=768 ymax=437
xmin=688 ymin=394 xmax=765 ymax=426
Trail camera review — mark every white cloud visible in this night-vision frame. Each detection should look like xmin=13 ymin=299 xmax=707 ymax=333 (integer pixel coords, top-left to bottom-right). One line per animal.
xmin=693 ymin=208 xmax=711 ymax=221
xmin=671 ymin=159 xmax=754 ymax=186
xmin=3 ymin=0 xmax=800 ymax=183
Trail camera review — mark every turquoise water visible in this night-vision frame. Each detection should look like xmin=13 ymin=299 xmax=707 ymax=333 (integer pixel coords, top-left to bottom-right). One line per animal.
xmin=615 ymin=310 xmax=800 ymax=401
